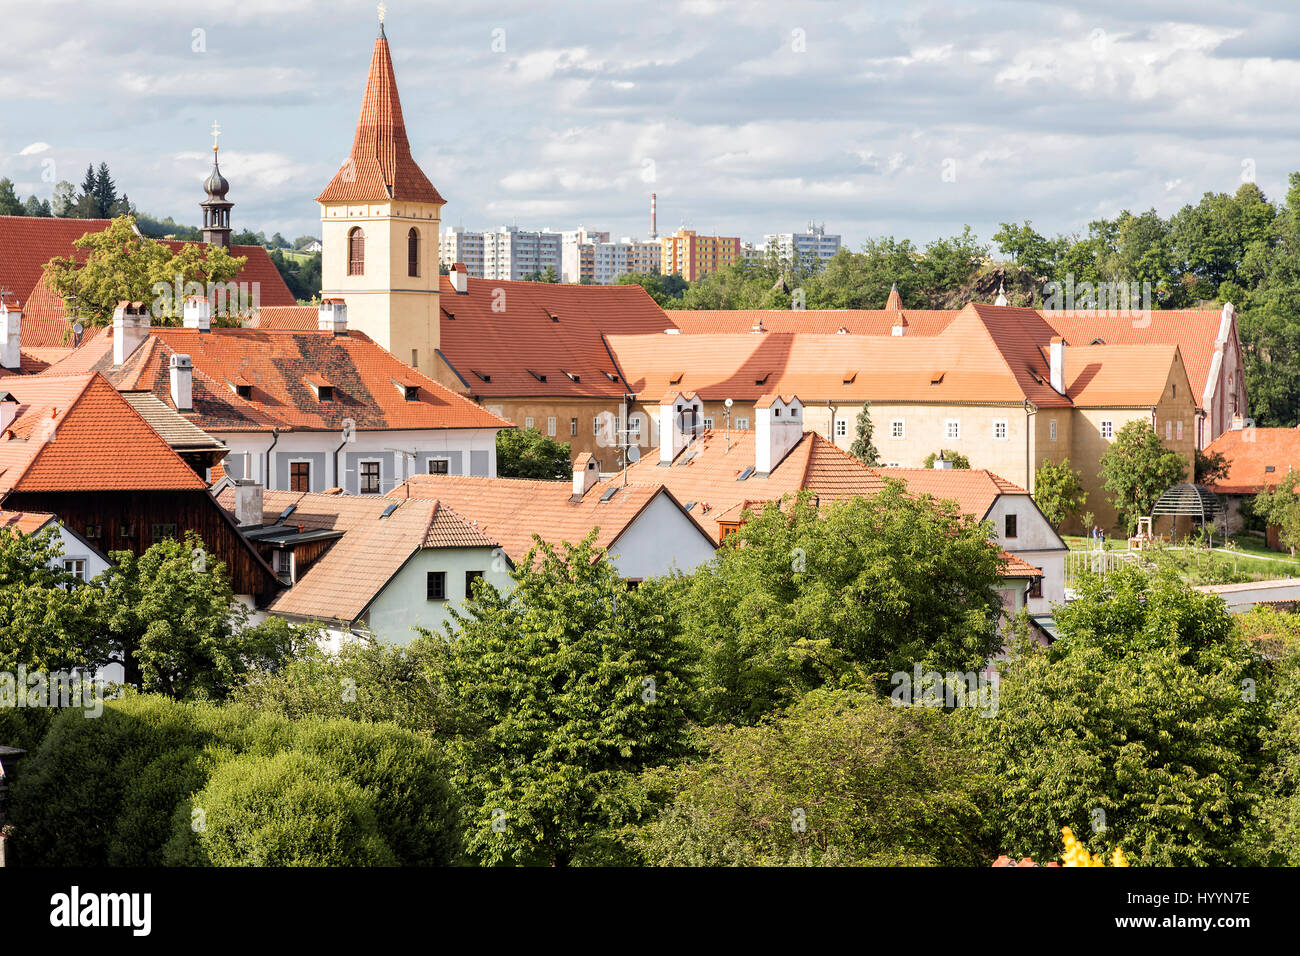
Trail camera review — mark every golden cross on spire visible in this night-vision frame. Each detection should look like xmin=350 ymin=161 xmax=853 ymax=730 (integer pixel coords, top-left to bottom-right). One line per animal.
xmin=210 ymin=120 xmax=222 ymax=154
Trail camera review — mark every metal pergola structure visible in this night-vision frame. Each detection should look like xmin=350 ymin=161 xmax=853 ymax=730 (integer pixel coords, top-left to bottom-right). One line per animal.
xmin=1150 ymin=483 xmax=1226 ymax=544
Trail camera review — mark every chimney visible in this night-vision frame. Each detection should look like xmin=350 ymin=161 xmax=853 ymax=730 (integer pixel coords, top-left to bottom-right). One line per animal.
xmin=318 ymin=298 xmax=347 ymax=335
xmin=650 ymin=193 xmax=658 ymax=240
xmin=112 ymin=301 xmax=150 ymax=366
xmin=1049 ymin=336 xmax=1065 ymax=394
xmin=890 ymin=315 xmax=907 ymax=337
xmin=450 ymin=261 xmax=469 ymax=294
xmin=169 ymin=353 xmax=193 ymax=411
xmin=0 ymin=392 xmax=18 ymax=434
xmin=233 ymin=478 xmax=264 ymax=528
xmin=659 ymin=392 xmax=701 ymax=464
xmin=183 ymin=295 xmax=212 ymax=332
xmin=0 ymin=297 xmax=21 ymax=371
xmin=755 ymin=395 xmax=804 ymax=475
xmin=571 ymin=452 xmax=599 ymax=497
xmin=933 ymin=452 xmax=954 ymax=470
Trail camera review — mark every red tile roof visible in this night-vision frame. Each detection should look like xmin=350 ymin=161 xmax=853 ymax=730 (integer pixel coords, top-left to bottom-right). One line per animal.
xmin=1204 ymin=426 xmax=1300 ymax=495
xmin=0 ymin=509 xmax=56 ymax=535
xmin=0 ymin=215 xmax=297 ymax=348
xmin=41 ymin=327 xmax=509 ymax=434
xmin=667 ymin=305 xmax=1227 ymax=401
xmin=874 ymin=467 xmax=1029 ymax=519
xmin=1062 ymin=343 xmax=1182 ymax=406
xmin=388 ymin=473 xmax=706 ymax=564
xmin=439 ymin=276 xmax=672 ymax=397
xmin=0 ymin=373 xmax=210 ymax=493
xmin=316 ymin=36 xmax=443 ymax=205
xmin=214 ymin=488 xmax=495 ymax=623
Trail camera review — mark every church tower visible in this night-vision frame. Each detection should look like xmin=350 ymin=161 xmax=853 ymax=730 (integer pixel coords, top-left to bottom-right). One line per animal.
xmin=317 ymin=10 xmax=443 ymax=371
xmin=202 ymin=123 xmax=233 ymax=249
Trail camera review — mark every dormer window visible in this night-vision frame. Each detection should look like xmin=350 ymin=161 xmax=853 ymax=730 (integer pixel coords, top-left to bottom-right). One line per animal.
xmin=236 ymin=384 xmax=252 ymax=399
xmin=304 ymin=374 xmax=334 ymax=401
xmin=404 ymin=385 xmax=419 ymax=401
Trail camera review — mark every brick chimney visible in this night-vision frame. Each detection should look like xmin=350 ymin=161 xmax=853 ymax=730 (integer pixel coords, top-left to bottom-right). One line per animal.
xmin=571 ymin=452 xmax=599 ymax=498
xmin=659 ymin=392 xmax=701 ymax=464
xmin=450 ymin=261 xmax=469 ymax=294
xmin=1049 ymin=336 xmax=1065 ymax=394
xmin=169 ymin=353 xmax=193 ymax=411
xmin=113 ymin=301 xmax=150 ymax=366
xmin=183 ymin=295 xmax=212 ymax=332
xmin=0 ymin=297 xmax=21 ymax=371
xmin=755 ymin=395 xmax=804 ymax=475
xmin=318 ymin=298 xmax=348 ymax=335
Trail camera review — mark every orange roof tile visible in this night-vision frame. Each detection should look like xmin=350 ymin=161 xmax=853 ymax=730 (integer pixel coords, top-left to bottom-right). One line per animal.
xmin=1062 ymin=344 xmax=1183 ymax=407
xmin=1204 ymin=426 xmax=1300 ymax=495
xmin=0 ymin=373 xmax=210 ymax=493
xmin=667 ymin=308 xmax=957 ymax=337
xmin=438 ymin=275 xmax=671 ymax=398
xmin=316 ymin=35 xmax=443 ymax=205
xmin=874 ymin=467 xmax=1029 ymax=519
xmin=0 ymin=509 xmax=56 ymax=535
xmin=0 ymin=215 xmax=297 ymax=349
xmin=998 ymin=552 xmax=1043 ymax=578
xmin=214 ymin=489 xmax=496 ymax=623
xmin=41 ymin=327 xmax=508 ymax=434
xmin=388 ymin=473 xmax=706 ymax=564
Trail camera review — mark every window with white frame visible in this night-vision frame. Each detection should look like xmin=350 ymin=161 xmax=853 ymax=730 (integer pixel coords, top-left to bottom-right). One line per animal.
xmin=1049 ymin=419 xmax=1058 ymax=442
xmin=359 ymin=460 xmax=381 ymax=495
xmin=1176 ymin=420 xmax=1183 ymax=441
xmin=524 ymin=416 xmax=535 ymax=430
xmin=736 ymin=417 xmax=750 ymax=431
xmin=835 ymin=419 xmax=848 ymax=438
xmin=703 ymin=417 xmax=714 ymax=429
xmin=547 ymin=416 xmax=556 ymax=437
xmin=993 ymin=419 xmax=1008 ymax=440
xmin=890 ymin=419 xmax=905 ymax=440
xmin=63 ymin=558 xmax=87 ymax=582
xmin=428 ymin=458 xmax=449 ymax=475
xmin=593 ymin=417 xmax=603 ymax=436
xmin=1101 ymin=420 xmax=1114 ymax=440
xmin=945 ymin=419 xmax=961 ymax=441
xmin=1165 ymin=421 xmax=1172 ymax=441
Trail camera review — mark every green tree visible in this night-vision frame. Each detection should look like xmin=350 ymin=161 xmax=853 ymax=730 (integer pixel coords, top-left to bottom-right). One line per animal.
xmin=51 ymin=181 xmax=77 ymax=217
xmin=669 ymin=487 xmax=1004 ymax=725
xmin=43 ymin=215 xmax=246 ymax=327
xmin=631 ymin=690 xmax=993 ymax=866
xmin=1195 ymin=447 xmax=1231 ymax=486
xmin=847 ymin=404 xmax=879 ymax=465
xmin=619 ymin=270 xmax=688 ymax=306
xmin=439 ymin=533 xmax=694 ymax=866
xmin=0 ymin=525 xmax=107 ymax=674
xmin=23 ymin=195 xmax=52 ymax=217
xmin=1033 ymin=458 xmax=1088 ymax=530
xmin=1098 ymin=420 xmax=1188 ymax=534
xmin=0 ymin=178 xmax=23 ymax=216
xmin=965 ymin=566 xmax=1266 ymax=866
xmin=95 ymin=532 xmax=308 ymax=698
xmin=922 ymin=449 xmax=971 ymax=469
xmin=495 ymin=426 xmax=571 ymax=479
xmin=92 ymin=162 xmax=118 ymax=219
xmin=1254 ymin=470 xmax=1300 ymax=555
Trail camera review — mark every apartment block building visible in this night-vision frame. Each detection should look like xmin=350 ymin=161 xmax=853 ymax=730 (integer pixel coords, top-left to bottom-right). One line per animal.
xmin=660 ymin=228 xmax=741 ymax=281
xmin=763 ymin=223 xmax=842 ymax=265
xmin=439 ymin=227 xmax=485 ymax=277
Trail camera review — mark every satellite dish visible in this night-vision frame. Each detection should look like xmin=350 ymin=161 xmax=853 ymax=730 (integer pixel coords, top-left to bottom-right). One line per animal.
xmin=72 ymin=322 xmax=84 ymax=334
xmin=627 ymin=445 xmax=641 ymax=463
xmin=725 ymin=398 xmax=733 ymax=408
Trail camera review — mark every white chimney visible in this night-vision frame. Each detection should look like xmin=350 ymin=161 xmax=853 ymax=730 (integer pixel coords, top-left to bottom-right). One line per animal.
xmin=571 ymin=452 xmax=600 ymax=496
xmin=755 ymin=395 xmax=804 ymax=475
xmin=318 ymin=298 xmax=347 ymax=335
xmin=0 ymin=393 xmax=18 ymax=433
xmin=113 ymin=301 xmax=150 ymax=366
xmin=933 ymin=452 xmax=954 ymax=470
xmin=450 ymin=261 xmax=469 ymax=294
xmin=169 ymin=353 xmax=193 ymax=411
xmin=183 ymin=295 xmax=212 ymax=332
xmin=1049 ymin=336 xmax=1065 ymax=394
xmin=233 ymin=478 xmax=264 ymax=527
xmin=659 ymin=392 xmax=701 ymax=464
xmin=0 ymin=298 xmax=21 ymax=371
xmin=890 ymin=316 xmax=907 ymax=336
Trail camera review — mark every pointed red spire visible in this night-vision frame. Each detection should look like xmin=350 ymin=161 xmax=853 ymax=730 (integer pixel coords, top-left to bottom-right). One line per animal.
xmin=885 ymin=283 xmax=903 ymax=310
xmin=317 ymin=34 xmax=443 ymax=204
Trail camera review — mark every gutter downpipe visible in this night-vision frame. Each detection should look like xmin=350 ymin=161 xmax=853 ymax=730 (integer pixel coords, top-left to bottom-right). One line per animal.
xmin=264 ymin=427 xmax=280 ymax=489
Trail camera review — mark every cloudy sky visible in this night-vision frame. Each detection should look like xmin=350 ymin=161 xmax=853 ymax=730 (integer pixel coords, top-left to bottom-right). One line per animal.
xmin=3 ymin=0 xmax=1299 ymax=249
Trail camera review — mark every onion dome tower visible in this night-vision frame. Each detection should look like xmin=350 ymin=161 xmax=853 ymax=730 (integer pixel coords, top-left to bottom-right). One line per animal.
xmin=201 ymin=121 xmax=233 ymax=248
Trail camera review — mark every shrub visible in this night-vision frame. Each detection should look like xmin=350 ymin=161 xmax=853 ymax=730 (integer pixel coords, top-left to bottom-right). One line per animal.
xmin=165 ymin=750 xmax=396 ymax=866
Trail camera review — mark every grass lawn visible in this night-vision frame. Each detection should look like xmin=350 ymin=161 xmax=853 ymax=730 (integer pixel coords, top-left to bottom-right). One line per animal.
xmin=1064 ymin=532 xmax=1300 ymax=584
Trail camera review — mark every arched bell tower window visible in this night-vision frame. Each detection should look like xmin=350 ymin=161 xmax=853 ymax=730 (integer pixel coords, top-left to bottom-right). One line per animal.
xmin=408 ymin=228 xmax=420 ymax=277
xmin=348 ymin=227 xmax=365 ymax=276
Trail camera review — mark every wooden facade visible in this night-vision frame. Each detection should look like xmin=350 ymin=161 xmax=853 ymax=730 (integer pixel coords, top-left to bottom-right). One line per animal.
xmin=0 ymin=489 xmax=282 ymax=603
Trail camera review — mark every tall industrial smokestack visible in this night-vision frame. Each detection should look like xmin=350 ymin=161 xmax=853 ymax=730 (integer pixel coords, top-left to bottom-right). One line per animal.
xmin=650 ymin=193 xmax=658 ymax=240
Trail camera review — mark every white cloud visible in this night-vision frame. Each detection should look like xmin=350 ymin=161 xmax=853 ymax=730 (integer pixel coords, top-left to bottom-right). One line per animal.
xmin=19 ymin=142 xmax=51 ymax=155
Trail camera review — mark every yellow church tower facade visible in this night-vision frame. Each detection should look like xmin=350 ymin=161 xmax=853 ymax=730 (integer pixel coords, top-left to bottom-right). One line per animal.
xmin=317 ymin=16 xmax=442 ymax=372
